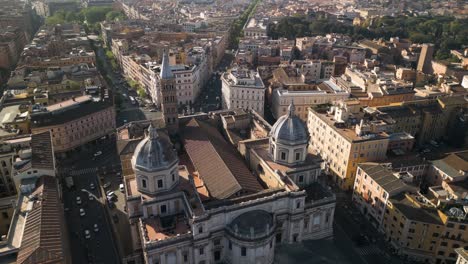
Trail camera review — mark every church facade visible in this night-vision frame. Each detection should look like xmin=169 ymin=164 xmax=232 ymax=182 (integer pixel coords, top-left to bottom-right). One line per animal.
xmin=119 ymin=104 xmax=335 ymax=264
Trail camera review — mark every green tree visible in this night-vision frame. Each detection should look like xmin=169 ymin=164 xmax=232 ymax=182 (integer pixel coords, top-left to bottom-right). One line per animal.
xmin=106 ymin=11 xmax=126 ymax=21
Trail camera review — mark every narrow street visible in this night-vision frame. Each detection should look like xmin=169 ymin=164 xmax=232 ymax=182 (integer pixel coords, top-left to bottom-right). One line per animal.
xmin=59 ymin=137 xmax=121 ymax=264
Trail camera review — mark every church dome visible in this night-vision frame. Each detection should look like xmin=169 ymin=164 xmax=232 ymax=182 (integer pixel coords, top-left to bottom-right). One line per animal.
xmin=270 ymin=102 xmax=308 ymax=145
xmin=133 ymin=124 xmax=178 ymax=172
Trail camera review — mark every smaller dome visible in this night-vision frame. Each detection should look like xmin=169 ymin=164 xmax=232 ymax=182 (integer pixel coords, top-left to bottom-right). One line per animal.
xmin=133 ymin=125 xmax=177 ymax=172
xmin=270 ymin=102 xmax=308 ymax=145
xmin=229 ymin=210 xmax=273 ymax=237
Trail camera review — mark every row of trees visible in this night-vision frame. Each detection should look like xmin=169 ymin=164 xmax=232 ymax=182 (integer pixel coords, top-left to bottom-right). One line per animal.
xmin=268 ymin=14 xmax=468 ymax=61
xmin=228 ymin=0 xmax=261 ymax=49
xmin=45 ymin=6 xmax=126 ymax=29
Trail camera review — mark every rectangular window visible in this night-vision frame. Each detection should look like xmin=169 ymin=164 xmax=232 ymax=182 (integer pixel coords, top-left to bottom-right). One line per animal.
xmin=142 ymin=179 xmax=147 ymax=188
xmin=160 ymin=205 xmax=167 ymax=214
xmin=295 ymin=152 xmax=300 ymax=161
xmin=157 ymin=179 xmax=163 ymax=188
xmin=241 ymin=247 xmax=246 ymax=256
xmin=199 ymin=247 xmax=204 ymax=255
xmin=281 ymin=152 xmax=286 ymax=160
xmin=298 ymin=175 xmax=304 ymax=183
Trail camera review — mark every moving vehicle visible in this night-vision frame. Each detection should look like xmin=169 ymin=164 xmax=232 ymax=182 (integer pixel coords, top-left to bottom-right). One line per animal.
xmin=84 ymin=230 xmax=91 ymax=239
xmin=129 ymin=96 xmax=137 ymax=105
xmin=90 ymin=183 xmax=95 ymax=190
xmin=80 ymin=208 xmax=86 ymax=217
xmin=76 ymin=196 xmax=82 ymax=205
xmin=93 ymin=224 xmax=99 ymax=232
xmin=94 ymin=151 xmax=102 ymax=157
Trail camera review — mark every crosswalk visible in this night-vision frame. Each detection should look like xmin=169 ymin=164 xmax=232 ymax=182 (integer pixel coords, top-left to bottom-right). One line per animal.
xmin=356 ymin=245 xmax=381 ymax=256
xmin=69 ymin=167 xmax=98 ymax=176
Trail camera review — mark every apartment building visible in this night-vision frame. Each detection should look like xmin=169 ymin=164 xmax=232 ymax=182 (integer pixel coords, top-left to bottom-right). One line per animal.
xmin=0 ymin=143 xmax=16 ymax=197
xmin=334 ymin=67 xmax=415 ymax=107
xmin=352 ymin=163 xmax=418 ymax=228
xmin=30 ymin=95 xmax=115 ymax=154
xmin=0 ymin=27 xmax=28 ymax=70
xmin=271 ymin=80 xmax=349 ymax=121
xmin=375 ymin=97 xmax=468 ymax=146
xmin=307 ymin=101 xmax=389 ymax=190
xmin=172 ymin=64 xmax=200 ymax=106
xmin=221 ymin=67 xmax=266 ymax=116
xmin=352 ymin=152 xmax=468 ymax=264
xmin=383 ymin=192 xmax=468 ymax=264
xmin=291 ymin=60 xmax=335 ymax=83
xmin=455 ymin=248 xmax=468 ymax=264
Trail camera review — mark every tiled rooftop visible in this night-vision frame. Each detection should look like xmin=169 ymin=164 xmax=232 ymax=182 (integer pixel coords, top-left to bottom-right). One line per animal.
xmin=30 ymin=131 xmax=54 ymax=171
xmin=142 ymin=214 xmax=190 ymax=242
xmin=181 ymin=118 xmax=264 ymax=199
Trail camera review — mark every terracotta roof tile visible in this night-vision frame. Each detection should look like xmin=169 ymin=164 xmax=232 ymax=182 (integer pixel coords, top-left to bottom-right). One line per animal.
xmin=16 ymin=176 xmax=67 ymax=264
xmin=181 ymin=118 xmax=263 ymax=199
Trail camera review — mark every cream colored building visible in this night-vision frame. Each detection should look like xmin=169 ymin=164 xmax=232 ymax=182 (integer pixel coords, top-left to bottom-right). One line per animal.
xmin=271 ymin=80 xmax=349 ymax=121
xmin=119 ymin=106 xmax=335 ymax=264
xmin=221 ymin=67 xmax=265 ymax=116
xmin=307 ymin=102 xmax=389 ymax=190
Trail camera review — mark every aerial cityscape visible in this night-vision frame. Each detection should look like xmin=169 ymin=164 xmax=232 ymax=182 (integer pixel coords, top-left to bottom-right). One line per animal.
xmin=0 ymin=0 xmax=467 ymax=263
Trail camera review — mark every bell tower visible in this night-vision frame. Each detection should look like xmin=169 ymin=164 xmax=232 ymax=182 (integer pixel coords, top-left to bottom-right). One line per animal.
xmin=159 ymin=50 xmax=179 ymax=134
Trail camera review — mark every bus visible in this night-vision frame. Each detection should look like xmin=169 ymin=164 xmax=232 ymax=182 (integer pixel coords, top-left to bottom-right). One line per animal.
xmin=129 ymin=96 xmax=137 ymax=105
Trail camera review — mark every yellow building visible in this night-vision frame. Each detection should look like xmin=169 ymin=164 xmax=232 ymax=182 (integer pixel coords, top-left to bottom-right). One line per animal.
xmin=383 ymin=192 xmax=468 ymax=264
xmin=376 ymin=97 xmax=468 ymax=146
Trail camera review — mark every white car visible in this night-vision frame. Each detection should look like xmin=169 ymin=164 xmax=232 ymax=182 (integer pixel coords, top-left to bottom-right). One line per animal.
xmin=76 ymin=196 xmax=82 ymax=205
xmin=88 ymin=193 xmax=94 ymax=201
xmin=94 ymin=151 xmax=102 ymax=157
xmin=90 ymin=183 xmax=95 ymax=190
xmin=84 ymin=229 xmax=91 ymax=239
xmin=119 ymin=184 xmax=124 ymax=192
xmin=93 ymin=224 xmax=99 ymax=232
xmin=107 ymin=191 xmax=116 ymax=198
xmin=79 ymin=208 xmax=86 ymax=217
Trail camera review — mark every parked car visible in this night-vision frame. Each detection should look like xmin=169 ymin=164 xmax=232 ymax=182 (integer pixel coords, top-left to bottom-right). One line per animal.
xmin=88 ymin=193 xmax=94 ymax=201
xmin=76 ymin=196 xmax=82 ymax=205
xmin=93 ymin=224 xmax=99 ymax=232
xmin=80 ymin=208 xmax=86 ymax=217
xmin=90 ymin=183 xmax=95 ymax=190
xmin=119 ymin=184 xmax=125 ymax=192
xmin=103 ymin=182 xmax=111 ymax=189
xmin=84 ymin=229 xmax=91 ymax=239
xmin=94 ymin=151 xmax=102 ymax=157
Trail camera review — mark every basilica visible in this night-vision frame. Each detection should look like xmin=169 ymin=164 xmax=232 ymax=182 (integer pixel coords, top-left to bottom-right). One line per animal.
xmin=117 ymin=100 xmax=335 ymax=264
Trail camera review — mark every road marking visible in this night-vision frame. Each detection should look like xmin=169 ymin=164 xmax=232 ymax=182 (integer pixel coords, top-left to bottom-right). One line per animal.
xmin=70 ymin=168 xmax=98 ymax=176
xmin=356 ymin=245 xmax=381 ymax=256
